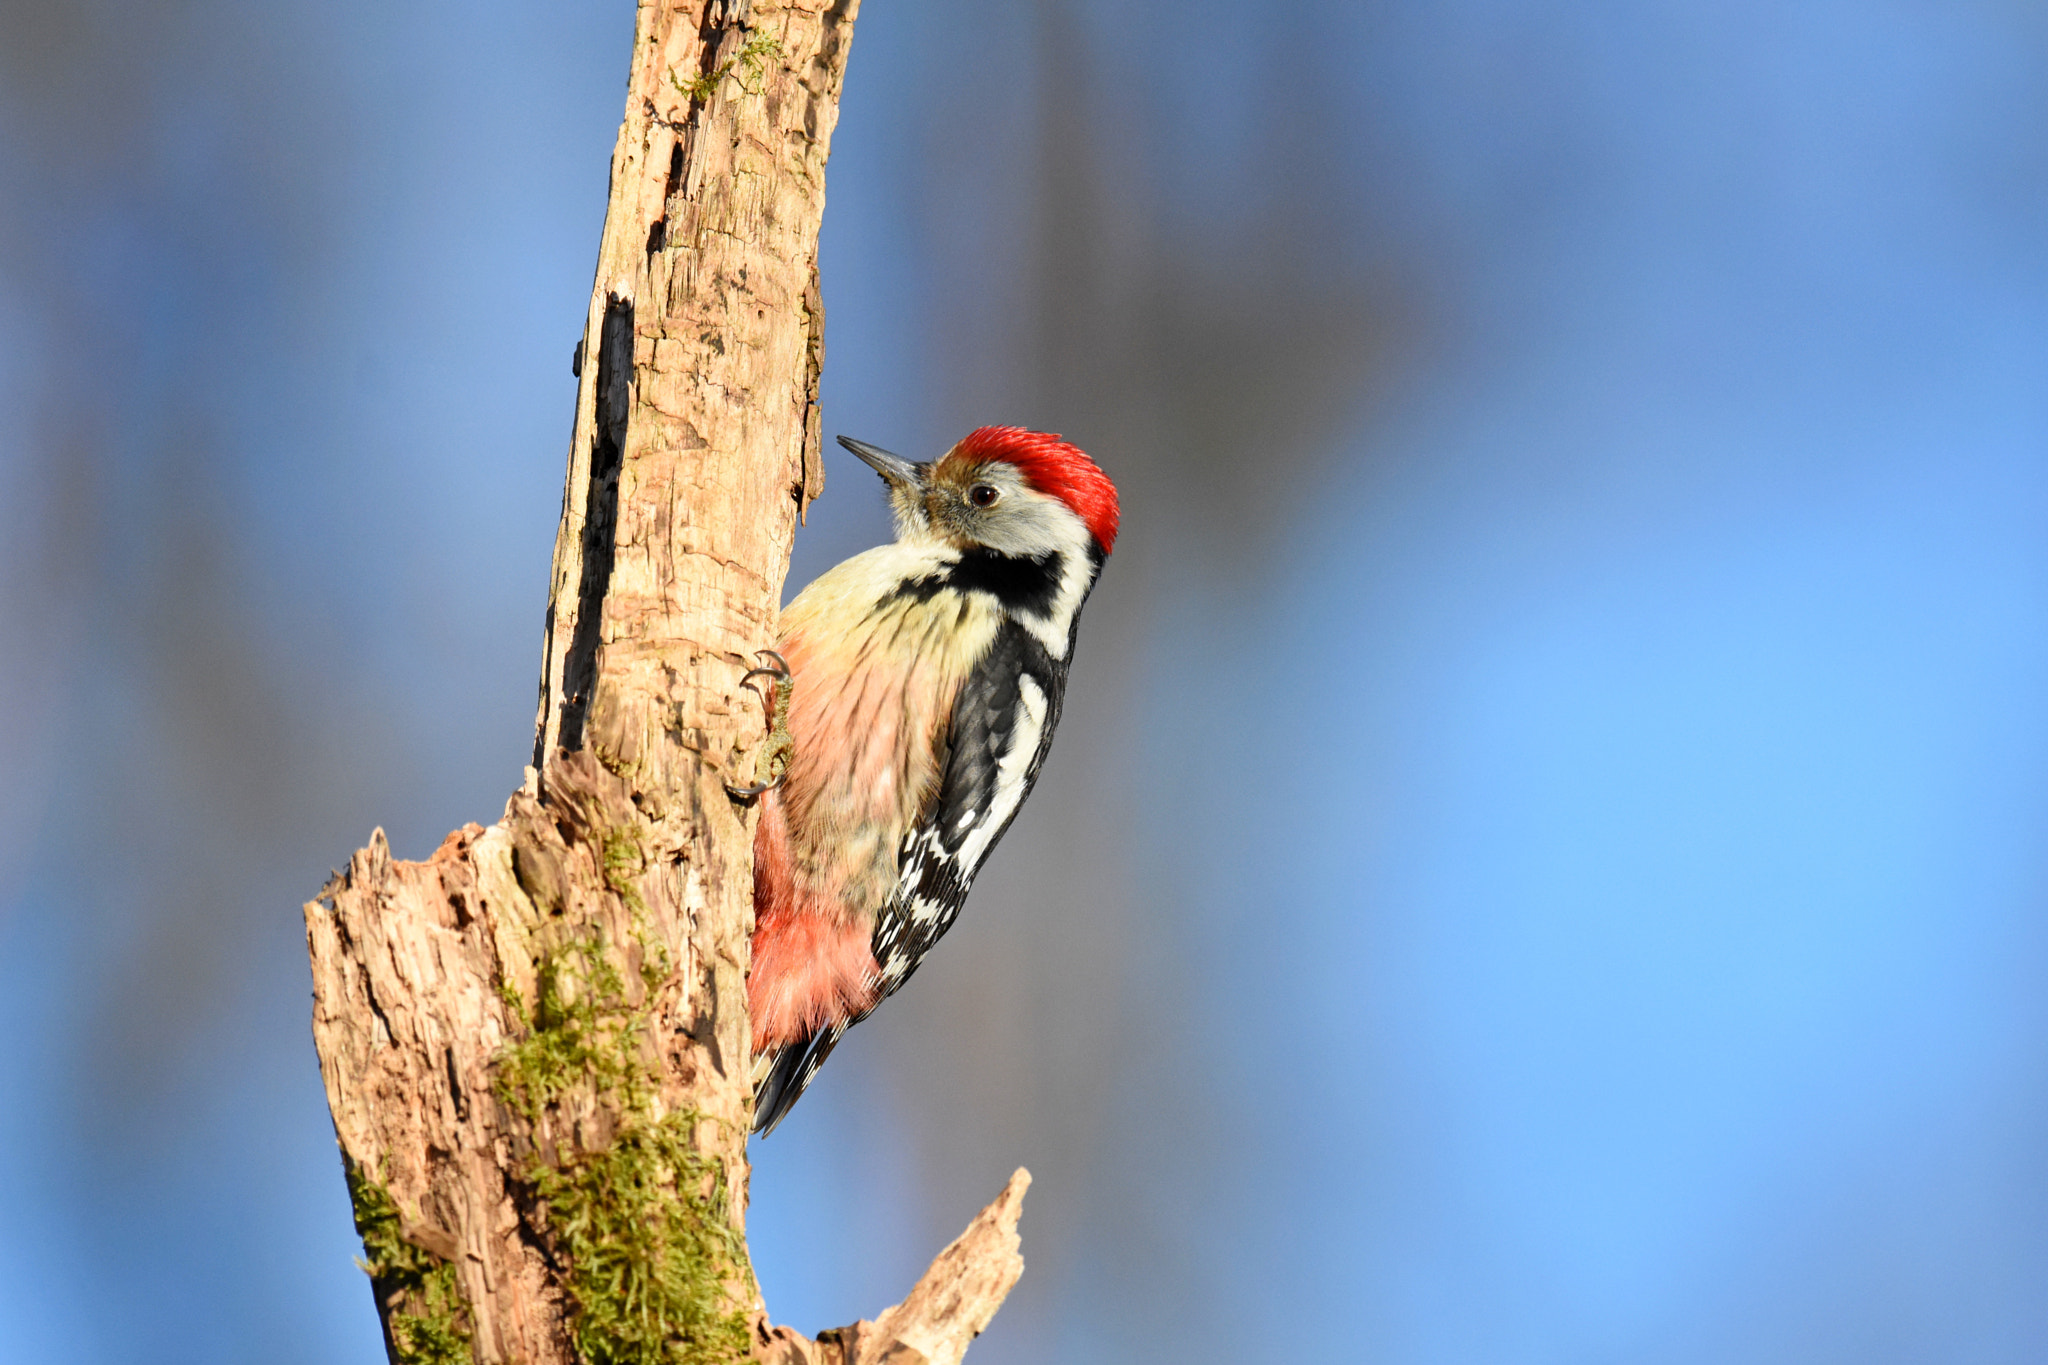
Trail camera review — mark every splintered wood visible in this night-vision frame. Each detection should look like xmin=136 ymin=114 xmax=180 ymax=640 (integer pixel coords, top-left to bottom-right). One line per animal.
xmin=752 ymin=1170 xmax=1032 ymax=1365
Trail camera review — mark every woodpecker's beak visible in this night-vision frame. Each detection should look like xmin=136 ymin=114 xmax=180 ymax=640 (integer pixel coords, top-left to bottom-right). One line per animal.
xmin=836 ymin=435 xmax=924 ymax=492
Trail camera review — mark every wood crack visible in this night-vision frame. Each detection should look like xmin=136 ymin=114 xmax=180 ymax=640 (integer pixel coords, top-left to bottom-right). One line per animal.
xmin=553 ymin=294 xmax=634 ymax=757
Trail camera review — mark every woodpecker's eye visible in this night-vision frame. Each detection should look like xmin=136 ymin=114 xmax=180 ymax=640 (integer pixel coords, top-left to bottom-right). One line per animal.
xmin=968 ymin=483 xmax=1001 ymax=509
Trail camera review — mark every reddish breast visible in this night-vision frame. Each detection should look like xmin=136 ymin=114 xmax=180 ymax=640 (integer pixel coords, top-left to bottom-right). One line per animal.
xmin=750 ymin=791 xmax=879 ymax=1051
xmin=746 ymin=543 xmax=999 ymax=1053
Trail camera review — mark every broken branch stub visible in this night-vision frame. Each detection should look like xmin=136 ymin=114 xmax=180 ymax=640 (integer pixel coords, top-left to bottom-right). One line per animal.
xmin=751 ymin=1170 xmax=1032 ymax=1365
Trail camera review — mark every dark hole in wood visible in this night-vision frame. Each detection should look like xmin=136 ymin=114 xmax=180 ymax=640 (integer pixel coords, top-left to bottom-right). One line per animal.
xmin=554 ymin=293 xmax=633 ymax=756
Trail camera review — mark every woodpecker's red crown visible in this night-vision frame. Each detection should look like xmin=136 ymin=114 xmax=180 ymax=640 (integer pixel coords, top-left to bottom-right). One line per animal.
xmin=946 ymin=426 xmax=1120 ymax=554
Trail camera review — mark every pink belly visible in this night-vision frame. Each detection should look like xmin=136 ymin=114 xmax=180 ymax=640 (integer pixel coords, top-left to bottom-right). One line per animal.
xmin=750 ymin=794 xmax=880 ymax=1053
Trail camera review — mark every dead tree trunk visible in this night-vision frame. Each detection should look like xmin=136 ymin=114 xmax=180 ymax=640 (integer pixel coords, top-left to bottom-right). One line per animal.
xmin=303 ymin=3 xmax=1027 ymax=1361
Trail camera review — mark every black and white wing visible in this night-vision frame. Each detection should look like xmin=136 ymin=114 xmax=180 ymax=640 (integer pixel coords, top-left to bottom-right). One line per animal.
xmin=871 ymin=622 xmax=1067 ymax=996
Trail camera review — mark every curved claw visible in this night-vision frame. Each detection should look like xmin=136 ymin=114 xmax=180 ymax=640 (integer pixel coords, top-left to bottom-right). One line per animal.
xmin=741 ymin=649 xmax=790 ymax=688
xmin=730 ymin=650 xmax=792 ymax=801
xmin=725 ymin=768 xmax=787 ymax=801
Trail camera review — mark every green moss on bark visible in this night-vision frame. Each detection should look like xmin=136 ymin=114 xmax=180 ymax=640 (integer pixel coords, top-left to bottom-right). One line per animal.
xmin=496 ymin=925 xmax=650 ymax=1123
xmin=346 ymin=1162 xmax=474 ymax=1365
xmin=602 ymin=826 xmax=652 ymax=918
xmin=529 ymin=1111 xmax=752 ymax=1365
xmin=495 ymin=848 xmax=751 ymax=1365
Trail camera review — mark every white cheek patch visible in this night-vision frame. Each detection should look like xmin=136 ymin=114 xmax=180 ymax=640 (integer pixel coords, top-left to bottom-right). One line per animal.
xmin=1013 ymin=550 xmax=1093 ymax=660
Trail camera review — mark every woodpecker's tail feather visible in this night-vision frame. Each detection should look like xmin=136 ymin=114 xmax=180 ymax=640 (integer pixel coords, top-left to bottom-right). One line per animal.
xmin=751 ymin=1025 xmax=848 ymax=1136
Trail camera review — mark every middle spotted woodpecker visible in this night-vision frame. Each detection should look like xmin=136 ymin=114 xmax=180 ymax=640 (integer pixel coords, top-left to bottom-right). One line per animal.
xmin=744 ymin=426 xmax=1119 ymax=1134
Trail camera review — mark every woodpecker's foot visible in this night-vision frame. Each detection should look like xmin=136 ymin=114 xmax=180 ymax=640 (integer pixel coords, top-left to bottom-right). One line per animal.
xmin=729 ymin=650 xmax=794 ymax=801
xmin=725 ymin=770 xmax=786 ymax=800
xmin=741 ymin=649 xmax=790 ymax=689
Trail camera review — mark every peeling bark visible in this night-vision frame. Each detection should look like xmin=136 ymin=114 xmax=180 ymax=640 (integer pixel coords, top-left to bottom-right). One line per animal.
xmin=304 ymin=3 xmax=1029 ymax=1361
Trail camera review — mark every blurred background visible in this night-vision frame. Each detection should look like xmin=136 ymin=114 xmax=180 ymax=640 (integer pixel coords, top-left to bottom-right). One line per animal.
xmin=4 ymin=0 xmax=2047 ymax=1359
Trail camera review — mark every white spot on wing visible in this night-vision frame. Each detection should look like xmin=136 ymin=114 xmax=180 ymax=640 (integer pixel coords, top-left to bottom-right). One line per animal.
xmin=953 ymin=674 xmax=1048 ymax=873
